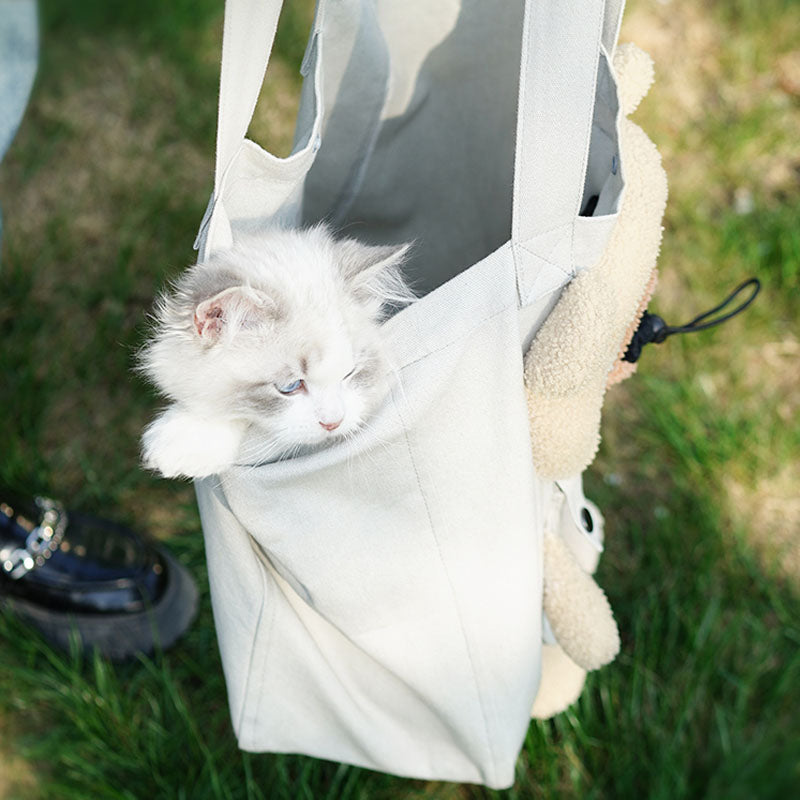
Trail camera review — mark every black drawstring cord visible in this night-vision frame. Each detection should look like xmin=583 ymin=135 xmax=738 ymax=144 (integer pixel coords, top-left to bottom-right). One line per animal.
xmin=623 ymin=278 xmax=761 ymax=363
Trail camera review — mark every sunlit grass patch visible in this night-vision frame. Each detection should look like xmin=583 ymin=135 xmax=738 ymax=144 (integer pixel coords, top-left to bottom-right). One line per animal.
xmin=720 ymin=201 xmax=800 ymax=296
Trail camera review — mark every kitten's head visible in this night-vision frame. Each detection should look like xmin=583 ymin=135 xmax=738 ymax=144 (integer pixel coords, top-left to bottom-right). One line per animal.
xmin=141 ymin=225 xmax=412 ymax=460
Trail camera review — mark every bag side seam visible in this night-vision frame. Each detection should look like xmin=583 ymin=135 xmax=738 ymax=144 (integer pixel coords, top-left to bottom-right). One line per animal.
xmin=396 ymin=301 xmax=517 ymax=373
xmin=391 ymin=396 xmax=500 ymax=784
xmin=237 ymin=534 xmax=277 ymax=741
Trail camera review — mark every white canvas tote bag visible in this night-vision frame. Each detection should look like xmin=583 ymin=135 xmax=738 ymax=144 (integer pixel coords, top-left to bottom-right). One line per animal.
xmin=193 ymin=0 xmax=625 ymax=788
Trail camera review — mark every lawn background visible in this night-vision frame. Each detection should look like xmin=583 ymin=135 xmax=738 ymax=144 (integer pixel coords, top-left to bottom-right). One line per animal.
xmin=1 ymin=0 xmax=798 ymax=797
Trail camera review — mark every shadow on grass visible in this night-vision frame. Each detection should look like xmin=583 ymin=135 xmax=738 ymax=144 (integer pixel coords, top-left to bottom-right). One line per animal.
xmin=1 ymin=453 xmax=798 ymax=800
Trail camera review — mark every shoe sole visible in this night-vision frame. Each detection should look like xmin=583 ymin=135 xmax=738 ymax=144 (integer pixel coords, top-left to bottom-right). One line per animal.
xmin=0 ymin=547 xmax=199 ymax=661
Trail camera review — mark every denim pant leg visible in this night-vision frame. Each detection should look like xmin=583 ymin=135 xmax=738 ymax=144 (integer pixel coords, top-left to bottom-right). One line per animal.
xmin=0 ymin=0 xmax=39 ymax=250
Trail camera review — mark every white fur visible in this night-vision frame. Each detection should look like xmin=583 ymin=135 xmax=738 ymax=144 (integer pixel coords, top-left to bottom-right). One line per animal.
xmin=139 ymin=225 xmax=412 ymax=479
xmin=142 ymin=406 xmax=246 ymax=479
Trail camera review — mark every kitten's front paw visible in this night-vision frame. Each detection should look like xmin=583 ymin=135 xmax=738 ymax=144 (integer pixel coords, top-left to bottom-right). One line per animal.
xmin=142 ymin=407 xmax=245 ymax=479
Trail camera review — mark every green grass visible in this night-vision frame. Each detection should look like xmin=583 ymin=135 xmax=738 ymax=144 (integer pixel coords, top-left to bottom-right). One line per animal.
xmin=1 ymin=0 xmax=798 ymax=798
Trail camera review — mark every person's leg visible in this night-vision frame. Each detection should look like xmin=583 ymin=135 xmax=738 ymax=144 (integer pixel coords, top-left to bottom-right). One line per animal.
xmin=0 ymin=0 xmax=38 ymax=249
xmin=0 ymin=7 xmax=198 ymax=657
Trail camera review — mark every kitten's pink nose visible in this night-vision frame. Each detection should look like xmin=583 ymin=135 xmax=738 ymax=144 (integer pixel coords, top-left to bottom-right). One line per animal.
xmin=319 ymin=418 xmax=342 ymax=432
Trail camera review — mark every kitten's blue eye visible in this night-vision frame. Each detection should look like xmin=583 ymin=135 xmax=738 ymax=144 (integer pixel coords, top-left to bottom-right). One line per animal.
xmin=276 ymin=379 xmax=304 ymax=395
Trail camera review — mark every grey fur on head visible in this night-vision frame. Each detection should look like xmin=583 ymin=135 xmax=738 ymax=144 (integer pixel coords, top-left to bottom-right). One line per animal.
xmin=139 ymin=224 xmax=413 ymax=479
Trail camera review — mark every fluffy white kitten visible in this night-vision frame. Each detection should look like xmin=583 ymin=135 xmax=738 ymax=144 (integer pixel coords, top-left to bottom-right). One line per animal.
xmin=140 ymin=225 xmax=412 ymax=479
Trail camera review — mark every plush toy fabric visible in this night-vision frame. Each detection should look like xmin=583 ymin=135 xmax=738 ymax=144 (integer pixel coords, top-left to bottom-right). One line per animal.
xmin=524 ymin=43 xmax=668 ymax=481
xmin=531 ymin=643 xmax=589 ymax=719
xmin=528 ymin=44 xmax=667 ymax=718
xmin=542 ymin=526 xmax=619 ymax=671
xmin=530 ymin=478 xmax=618 ymax=720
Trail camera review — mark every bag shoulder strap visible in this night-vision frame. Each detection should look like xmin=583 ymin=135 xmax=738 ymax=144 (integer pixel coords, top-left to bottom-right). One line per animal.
xmin=513 ymin=0 xmax=623 ymax=244
xmin=214 ymin=0 xmax=285 ymax=194
xmin=603 ymin=0 xmax=625 ymax=55
xmin=206 ymin=0 xmax=624 ymax=266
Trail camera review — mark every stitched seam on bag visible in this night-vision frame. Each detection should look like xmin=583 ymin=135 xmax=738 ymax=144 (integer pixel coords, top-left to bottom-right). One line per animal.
xmin=257 ymin=555 xmax=442 ymax=769
xmin=392 ymin=393 xmax=499 ymax=779
xmin=254 ymin=558 xmax=391 ymax=766
xmin=237 ymin=536 xmax=276 ymax=740
xmin=540 ymin=228 xmax=570 ymax=263
xmin=524 ymin=279 xmax=574 ymax=310
xmin=514 ymin=237 xmax=573 ymax=303
xmin=516 ymin=241 xmax=575 ymax=285
xmin=397 ymin=301 xmax=516 ymax=372
xmin=519 ymin=219 xmax=579 ymax=242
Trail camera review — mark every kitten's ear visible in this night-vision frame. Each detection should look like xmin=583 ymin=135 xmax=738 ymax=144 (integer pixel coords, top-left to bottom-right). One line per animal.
xmin=193 ymin=286 xmax=275 ymax=341
xmin=336 ymin=239 xmax=414 ymax=311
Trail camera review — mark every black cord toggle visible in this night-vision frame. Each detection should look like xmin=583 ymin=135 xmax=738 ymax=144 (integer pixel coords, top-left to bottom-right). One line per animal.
xmin=623 ymin=278 xmax=761 ymax=363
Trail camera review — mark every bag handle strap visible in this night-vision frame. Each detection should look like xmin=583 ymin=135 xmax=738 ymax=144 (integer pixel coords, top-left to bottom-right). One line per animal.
xmin=207 ymin=0 xmax=623 ymax=266
xmin=513 ymin=0 xmax=623 ymax=252
xmin=213 ymin=0 xmax=285 ymax=194
xmin=212 ymin=0 xmax=621 ymax=206
xmin=603 ymin=0 xmax=625 ymax=55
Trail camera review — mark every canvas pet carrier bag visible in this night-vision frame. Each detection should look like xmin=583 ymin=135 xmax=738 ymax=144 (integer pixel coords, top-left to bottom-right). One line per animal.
xmin=192 ymin=0 xmax=646 ymax=788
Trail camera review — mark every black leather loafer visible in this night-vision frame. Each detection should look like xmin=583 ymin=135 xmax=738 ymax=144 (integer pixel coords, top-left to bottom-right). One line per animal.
xmin=0 ymin=490 xmax=198 ymax=660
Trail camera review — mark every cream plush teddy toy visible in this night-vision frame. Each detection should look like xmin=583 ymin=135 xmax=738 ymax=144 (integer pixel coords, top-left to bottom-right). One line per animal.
xmin=531 ymin=476 xmax=620 ymax=719
xmin=528 ymin=43 xmax=668 ymax=718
